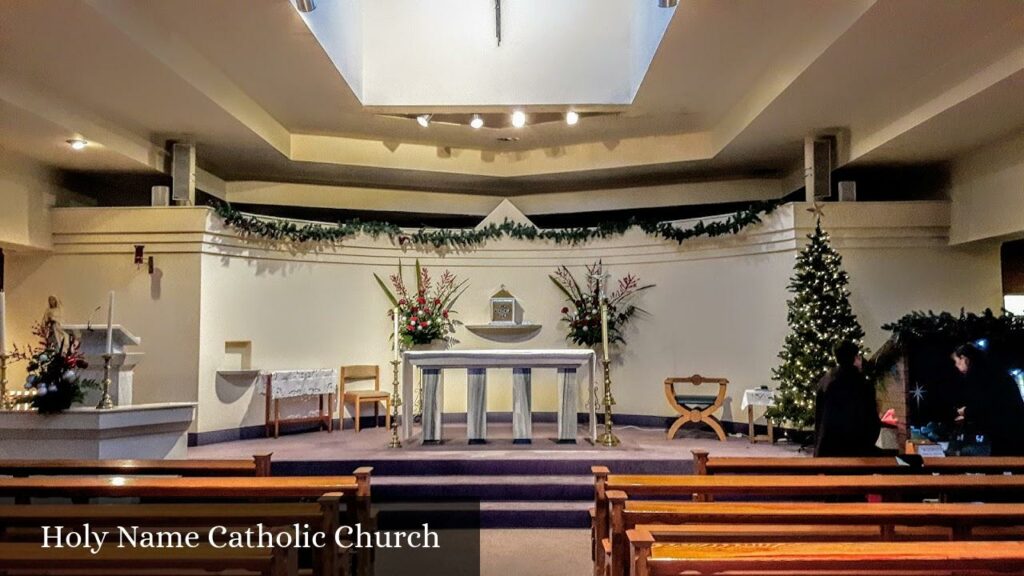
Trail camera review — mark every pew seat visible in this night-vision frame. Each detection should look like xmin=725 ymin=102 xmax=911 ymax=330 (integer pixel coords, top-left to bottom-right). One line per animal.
xmin=628 ymin=533 xmax=1024 ymax=576
xmin=0 ymin=455 xmax=272 ymax=477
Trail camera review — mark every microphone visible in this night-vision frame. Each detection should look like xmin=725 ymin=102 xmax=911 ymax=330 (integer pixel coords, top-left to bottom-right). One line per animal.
xmin=85 ymin=305 xmax=102 ymax=331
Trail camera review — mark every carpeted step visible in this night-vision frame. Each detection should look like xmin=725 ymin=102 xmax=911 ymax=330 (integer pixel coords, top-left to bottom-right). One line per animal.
xmin=275 ymin=458 xmax=692 ymax=477
xmin=373 ymin=475 xmax=593 ymax=501
xmin=479 ymin=501 xmax=592 ymax=529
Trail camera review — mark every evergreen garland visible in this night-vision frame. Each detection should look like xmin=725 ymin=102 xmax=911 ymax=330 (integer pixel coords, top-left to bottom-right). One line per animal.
xmin=766 ymin=220 xmax=867 ymax=430
xmin=210 ymin=199 xmax=783 ymax=249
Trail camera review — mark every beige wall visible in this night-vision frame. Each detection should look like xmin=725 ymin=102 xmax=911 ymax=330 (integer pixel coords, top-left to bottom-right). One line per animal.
xmin=3 ymin=202 xmax=1004 ymax=436
xmin=0 ymin=150 xmax=60 ymax=251
xmin=950 ymin=131 xmax=1024 ymax=245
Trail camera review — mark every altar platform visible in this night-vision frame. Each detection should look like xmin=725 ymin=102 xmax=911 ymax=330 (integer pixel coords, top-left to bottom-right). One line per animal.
xmin=189 ymin=423 xmax=804 ymax=528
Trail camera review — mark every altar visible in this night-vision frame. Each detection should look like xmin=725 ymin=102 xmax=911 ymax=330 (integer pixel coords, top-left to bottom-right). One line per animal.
xmin=401 ymin=349 xmax=597 ymax=444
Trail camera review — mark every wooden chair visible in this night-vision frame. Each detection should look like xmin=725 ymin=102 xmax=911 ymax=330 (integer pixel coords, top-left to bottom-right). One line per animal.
xmin=663 ymin=375 xmax=727 ymax=441
xmin=340 ymin=365 xmax=390 ymax=432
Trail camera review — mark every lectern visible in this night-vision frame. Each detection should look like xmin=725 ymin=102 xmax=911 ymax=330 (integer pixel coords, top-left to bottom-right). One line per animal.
xmin=64 ymin=324 xmax=142 ymax=406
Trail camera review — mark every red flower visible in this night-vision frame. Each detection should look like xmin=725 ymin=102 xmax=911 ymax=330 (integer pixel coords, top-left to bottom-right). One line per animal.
xmin=420 ymin=322 xmax=428 ymax=328
xmin=398 ymin=298 xmax=407 ymax=305
xmin=417 ymin=297 xmax=426 ymax=305
xmin=411 ymin=306 xmax=418 ymax=313
xmin=410 ymin=316 xmax=419 ymax=323
xmin=442 ymin=311 xmax=449 ymax=318
xmin=434 ymin=298 xmax=441 ymax=305
xmin=561 ymin=307 xmax=569 ymax=314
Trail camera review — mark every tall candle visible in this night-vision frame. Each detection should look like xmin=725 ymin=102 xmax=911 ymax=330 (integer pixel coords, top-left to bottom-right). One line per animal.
xmin=600 ymin=300 xmax=610 ymax=363
xmin=105 ymin=291 xmax=114 ymax=355
xmin=0 ymin=291 xmax=6 ymax=356
xmin=392 ymin=307 xmax=400 ymax=361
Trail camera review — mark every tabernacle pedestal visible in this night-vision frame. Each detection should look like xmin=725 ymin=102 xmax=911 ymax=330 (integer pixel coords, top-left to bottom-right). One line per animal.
xmin=0 ymin=403 xmax=196 ymax=459
xmin=65 ymin=324 xmax=142 ymax=406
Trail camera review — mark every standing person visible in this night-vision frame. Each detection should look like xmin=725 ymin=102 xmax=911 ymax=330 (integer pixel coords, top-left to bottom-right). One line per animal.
xmin=953 ymin=343 xmax=1024 ymax=456
xmin=814 ymin=341 xmax=882 ymax=457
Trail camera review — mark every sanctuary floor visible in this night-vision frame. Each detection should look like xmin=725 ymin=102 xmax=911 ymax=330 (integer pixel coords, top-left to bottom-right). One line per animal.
xmin=189 ymin=422 xmax=805 ymax=463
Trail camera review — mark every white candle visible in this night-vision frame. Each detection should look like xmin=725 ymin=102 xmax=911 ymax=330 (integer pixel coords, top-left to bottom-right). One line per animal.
xmin=105 ymin=291 xmax=114 ymax=355
xmin=392 ymin=307 xmax=400 ymax=361
xmin=0 ymin=291 xmax=6 ymax=356
xmin=600 ymin=301 xmax=610 ymax=363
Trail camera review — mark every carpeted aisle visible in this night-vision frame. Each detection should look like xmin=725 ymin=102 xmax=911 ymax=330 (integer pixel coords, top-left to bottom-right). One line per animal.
xmin=481 ymin=529 xmax=591 ymax=576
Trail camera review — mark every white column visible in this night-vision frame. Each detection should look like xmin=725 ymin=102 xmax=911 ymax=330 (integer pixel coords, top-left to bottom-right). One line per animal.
xmin=421 ymin=368 xmax=443 ymax=443
xmin=467 ymin=368 xmax=487 ymax=443
xmin=558 ymin=368 xmax=578 ymax=443
xmin=512 ymin=368 xmax=532 ymax=443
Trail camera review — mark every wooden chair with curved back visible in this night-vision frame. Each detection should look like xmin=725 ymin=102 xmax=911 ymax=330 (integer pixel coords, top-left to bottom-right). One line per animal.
xmin=664 ymin=374 xmax=728 ymax=442
xmin=339 ymin=365 xmax=390 ymax=432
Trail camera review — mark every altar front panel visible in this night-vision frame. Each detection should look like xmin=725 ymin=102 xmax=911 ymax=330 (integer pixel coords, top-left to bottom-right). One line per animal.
xmin=401 ymin=350 xmax=597 ymax=443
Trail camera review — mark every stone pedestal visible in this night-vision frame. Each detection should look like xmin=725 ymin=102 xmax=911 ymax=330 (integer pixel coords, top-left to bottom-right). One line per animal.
xmin=0 ymin=403 xmax=195 ymax=459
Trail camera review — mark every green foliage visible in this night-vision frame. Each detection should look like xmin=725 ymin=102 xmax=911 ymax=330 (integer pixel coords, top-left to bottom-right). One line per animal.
xmin=375 ymin=260 xmax=466 ymax=347
xmin=211 ymin=199 xmax=783 ymax=249
xmin=766 ymin=221 xmax=867 ymax=429
xmin=11 ymin=323 xmax=99 ymax=414
xmin=882 ymin=309 xmax=1024 ymax=348
xmin=550 ymin=262 xmax=654 ymax=348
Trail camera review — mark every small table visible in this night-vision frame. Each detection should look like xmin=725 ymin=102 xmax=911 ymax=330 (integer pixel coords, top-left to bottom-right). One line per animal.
xmin=260 ymin=369 xmax=337 ymax=438
xmin=741 ymin=388 xmax=775 ymax=443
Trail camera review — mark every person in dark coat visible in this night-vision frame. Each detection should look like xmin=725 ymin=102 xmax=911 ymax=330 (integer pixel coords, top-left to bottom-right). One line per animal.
xmin=953 ymin=343 xmax=1024 ymax=456
xmin=814 ymin=341 xmax=882 ymax=457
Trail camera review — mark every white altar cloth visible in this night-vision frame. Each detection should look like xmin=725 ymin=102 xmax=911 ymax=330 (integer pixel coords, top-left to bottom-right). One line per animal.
xmin=401 ymin=349 xmax=597 ymax=443
xmin=259 ymin=369 xmax=337 ymax=399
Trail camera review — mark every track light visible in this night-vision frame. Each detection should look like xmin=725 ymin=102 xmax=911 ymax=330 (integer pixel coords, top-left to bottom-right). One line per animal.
xmin=511 ymin=110 xmax=526 ymax=128
xmin=565 ymin=111 xmax=579 ymax=126
xmin=66 ymin=138 xmax=88 ymax=150
xmin=295 ymin=0 xmax=316 ymax=12
xmin=658 ymin=0 xmax=678 ymax=7
xmin=416 ymin=114 xmax=432 ymax=128
xmin=470 ymin=115 xmax=484 ymax=129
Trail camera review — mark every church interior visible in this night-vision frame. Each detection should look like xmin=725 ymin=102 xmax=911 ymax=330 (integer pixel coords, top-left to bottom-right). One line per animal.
xmin=2 ymin=1 xmax=1024 ymax=574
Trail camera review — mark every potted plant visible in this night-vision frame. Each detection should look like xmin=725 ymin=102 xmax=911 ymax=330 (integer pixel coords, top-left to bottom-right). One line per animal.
xmin=374 ymin=260 xmax=468 ymax=350
xmin=550 ymin=261 xmax=654 ymax=349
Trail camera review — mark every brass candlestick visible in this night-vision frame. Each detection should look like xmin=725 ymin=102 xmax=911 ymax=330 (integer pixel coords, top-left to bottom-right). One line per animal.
xmin=96 ymin=353 xmax=114 ymax=410
xmin=597 ymin=357 xmax=620 ymax=447
xmin=0 ymin=354 xmax=11 ymax=411
xmin=387 ymin=359 xmax=402 ymax=449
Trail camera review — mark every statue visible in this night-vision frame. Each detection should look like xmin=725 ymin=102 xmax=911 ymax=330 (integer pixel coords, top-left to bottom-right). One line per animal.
xmin=41 ymin=295 xmax=68 ymax=351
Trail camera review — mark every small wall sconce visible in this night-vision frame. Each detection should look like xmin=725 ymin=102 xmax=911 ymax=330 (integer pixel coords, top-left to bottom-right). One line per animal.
xmin=134 ymin=245 xmax=155 ymax=274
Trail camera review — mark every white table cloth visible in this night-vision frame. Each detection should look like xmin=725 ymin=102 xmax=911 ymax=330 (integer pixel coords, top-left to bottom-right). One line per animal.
xmin=741 ymin=388 xmax=775 ymax=410
xmin=401 ymin=349 xmax=597 ymax=444
xmin=260 ymin=369 xmax=338 ymax=399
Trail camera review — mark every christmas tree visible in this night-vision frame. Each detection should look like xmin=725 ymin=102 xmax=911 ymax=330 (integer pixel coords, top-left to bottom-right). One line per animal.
xmin=767 ymin=218 xmax=866 ymax=429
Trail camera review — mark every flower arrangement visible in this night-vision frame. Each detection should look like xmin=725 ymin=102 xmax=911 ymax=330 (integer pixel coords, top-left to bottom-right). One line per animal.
xmin=9 ymin=322 xmax=98 ymax=414
xmin=550 ymin=262 xmax=654 ymax=347
xmin=374 ymin=261 xmax=468 ymax=347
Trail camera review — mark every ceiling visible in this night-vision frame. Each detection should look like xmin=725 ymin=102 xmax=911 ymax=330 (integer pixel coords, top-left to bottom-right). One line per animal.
xmin=0 ymin=0 xmax=1022 ymax=197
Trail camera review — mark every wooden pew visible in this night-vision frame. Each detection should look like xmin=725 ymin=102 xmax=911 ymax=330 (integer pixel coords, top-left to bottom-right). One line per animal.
xmin=627 ymin=531 xmax=1024 ymax=576
xmin=591 ymin=466 xmax=1024 ymax=574
xmin=0 ymin=454 xmax=273 ymax=477
xmin=0 ymin=540 xmax=297 ymax=576
xmin=692 ymin=449 xmax=1024 ymax=476
xmin=604 ymin=494 xmax=1024 ymax=576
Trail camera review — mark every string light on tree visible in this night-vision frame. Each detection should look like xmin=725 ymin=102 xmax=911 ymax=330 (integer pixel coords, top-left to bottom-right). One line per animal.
xmin=766 ymin=215 xmax=868 ymax=430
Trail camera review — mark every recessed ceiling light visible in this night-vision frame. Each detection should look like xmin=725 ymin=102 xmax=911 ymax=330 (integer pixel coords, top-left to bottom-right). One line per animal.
xmin=565 ymin=111 xmax=579 ymax=126
xmin=66 ymin=138 xmax=88 ymax=150
xmin=470 ymin=114 xmax=484 ymax=129
xmin=511 ymin=110 xmax=526 ymax=128
xmin=416 ymin=114 xmax=432 ymax=128
xmin=295 ymin=0 xmax=316 ymax=12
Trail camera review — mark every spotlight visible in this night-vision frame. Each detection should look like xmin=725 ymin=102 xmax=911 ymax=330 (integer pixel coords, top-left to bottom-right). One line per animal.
xmin=294 ymin=0 xmax=316 ymax=12
xmin=511 ymin=110 xmax=526 ymax=128
xmin=470 ymin=114 xmax=484 ymax=129
xmin=658 ymin=0 xmax=678 ymax=7
xmin=973 ymin=338 xmax=990 ymax=351
xmin=416 ymin=114 xmax=432 ymax=128
xmin=66 ymin=138 xmax=88 ymax=150
xmin=565 ymin=111 xmax=579 ymax=126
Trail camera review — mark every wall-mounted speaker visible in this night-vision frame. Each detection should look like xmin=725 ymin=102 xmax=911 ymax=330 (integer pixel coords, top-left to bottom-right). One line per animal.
xmin=838 ymin=181 xmax=857 ymax=202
